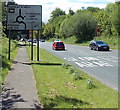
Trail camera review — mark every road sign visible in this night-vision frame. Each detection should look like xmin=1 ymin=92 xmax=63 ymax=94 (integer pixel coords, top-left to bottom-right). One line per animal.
xmin=7 ymin=5 xmax=42 ymax=30
xmin=96 ymin=24 xmax=100 ymax=36
xmin=96 ymin=26 xmax=100 ymax=32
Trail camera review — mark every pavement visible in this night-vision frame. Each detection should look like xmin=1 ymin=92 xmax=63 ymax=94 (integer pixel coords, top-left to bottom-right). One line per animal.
xmin=1 ymin=43 xmax=42 ymax=109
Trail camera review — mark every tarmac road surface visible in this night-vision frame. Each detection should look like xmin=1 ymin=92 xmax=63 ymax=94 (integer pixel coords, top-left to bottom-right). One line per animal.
xmin=39 ymin=42 xmax=119 ymax=92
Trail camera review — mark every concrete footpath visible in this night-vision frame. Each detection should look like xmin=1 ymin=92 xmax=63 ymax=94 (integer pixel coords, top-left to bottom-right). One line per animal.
xmin=2 ymin=43 xmax=42 ymax=109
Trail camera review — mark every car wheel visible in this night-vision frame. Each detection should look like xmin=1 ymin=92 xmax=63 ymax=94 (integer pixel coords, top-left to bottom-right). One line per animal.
xmin=90 ymin=47 xmax=93 ymax=50
xmin=96 ymin=47 xmax=99 ymax=51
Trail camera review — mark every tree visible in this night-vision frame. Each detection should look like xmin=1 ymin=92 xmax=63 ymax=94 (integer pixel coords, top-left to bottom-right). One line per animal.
xmin=59 ymin=11 xmax=97 ymax=41
xmin=68 ymin=8 xmax=75 ymax=16
xmin=111 ymin=2 xmax=120 ymax=35
xmin=71 ymin=12 xmax=97 ymax=41
xmin=87 ymin=7 xmax=101 ymax=12
xmin=52 ymin=15 xmax=66 ymax=38
xmin=42 ymin=23 xmax=54 ymax=39
xmin=49 ymin=8 xmax=66 ymax=22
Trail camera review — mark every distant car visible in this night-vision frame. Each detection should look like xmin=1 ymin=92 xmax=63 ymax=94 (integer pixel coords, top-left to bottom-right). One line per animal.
xmin=33 ymin=39 xmax=37 ymax=43
xmin=89 ymin=40 xmax=109 ymax=51
xmin=52 ymin=41 xmax=65 ymax=50
xmin=54 ymin=39 xmax=60 ymax=41
xmin=40 ymin=39 xmax=45 ymax=42
xmin=28 ymin=39 xmax=32 ymax=42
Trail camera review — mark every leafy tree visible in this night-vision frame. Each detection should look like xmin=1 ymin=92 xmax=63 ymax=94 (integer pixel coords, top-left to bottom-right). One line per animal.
xmin=68 ymin=8 xmax=75 ymax=17
xmin=59 ymin=12 xmax=97 ymax=41
xmin=71 ymin=12 xmax=97 ymax=41
xmin=49 ymin=8 xmax=66 ymax=22
xmin=105 ymin=3 xmax=116 ymax=14
xmin=111 ymin=2 xmax=120 ymax=35
xmin=87 ymin=7 xmax=101 ymax=12
xmin=94 ymin=10 xmax=112 ymax=36
xmin=59 ymin=17 xmax=74 ymax=38
xmin=2 ymin=2 xmax=7 ymax=26
xmin=43 ymin=3 xmax=119 ymax=42
xmin=52 ymin=15 xmax=66 ymax=38
xmin=42 ymin=23 xmax=54 ymax=39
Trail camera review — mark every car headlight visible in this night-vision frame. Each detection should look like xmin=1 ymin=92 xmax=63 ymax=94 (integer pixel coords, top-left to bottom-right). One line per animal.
xmin=98 ymin=45 xmax=101 ymax=47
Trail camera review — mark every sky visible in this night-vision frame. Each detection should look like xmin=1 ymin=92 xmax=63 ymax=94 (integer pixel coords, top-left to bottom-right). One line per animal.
xmin=13 ymin=0 xmax=115 ymax=23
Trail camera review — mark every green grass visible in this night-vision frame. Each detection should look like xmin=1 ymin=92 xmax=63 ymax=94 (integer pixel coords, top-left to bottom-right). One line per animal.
xmin=0 ymin=37 xmax=19 ymax=84
xmin=26 ymin=45 xmax=118 ymax=108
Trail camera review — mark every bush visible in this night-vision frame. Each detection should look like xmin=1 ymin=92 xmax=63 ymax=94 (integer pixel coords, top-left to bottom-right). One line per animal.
xmin=67 ymin=67 xmax=75 ymax=74
xmin=86 ymin=79 xmax=95 ymax=89
xmin=62 ymin=63 xmax=69 ymax=69
xmin=73 ymin=71 xmax=82 ymax=80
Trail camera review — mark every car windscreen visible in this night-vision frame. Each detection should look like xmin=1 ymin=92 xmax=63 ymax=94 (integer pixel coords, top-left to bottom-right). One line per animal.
xmin=56 ymin=42 xmax=64 ymax=46
xmin=96 ymin=41 xmax=104 ymax=44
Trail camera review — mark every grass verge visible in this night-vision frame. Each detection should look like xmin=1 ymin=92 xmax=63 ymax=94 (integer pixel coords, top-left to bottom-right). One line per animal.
xmin=26 ymin=45 xmax=118 ymax=108
xmin=0 ymin=37 xmax=19 ymax=84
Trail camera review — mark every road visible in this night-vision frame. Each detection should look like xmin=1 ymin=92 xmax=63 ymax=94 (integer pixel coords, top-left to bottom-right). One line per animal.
xmin=37 ymin=42 xmax=119 ymax=91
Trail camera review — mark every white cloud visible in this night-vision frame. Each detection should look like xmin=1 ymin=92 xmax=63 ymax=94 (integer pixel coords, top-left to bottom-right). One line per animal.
xmin=14 ymin=0 xmax=115 ymax=23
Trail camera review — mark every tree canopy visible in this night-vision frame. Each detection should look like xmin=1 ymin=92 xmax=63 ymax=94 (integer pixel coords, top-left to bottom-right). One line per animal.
xmin=43 ymin=2 xmax=119 ymax=42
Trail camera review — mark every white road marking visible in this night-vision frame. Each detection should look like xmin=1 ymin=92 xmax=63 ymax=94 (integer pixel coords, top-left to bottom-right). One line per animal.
xmin=72 ymin=58 xmax=78 ymax=61
xmin=97 ymin=56 xmax=118 ymax=62
xmin=75 ymin=62 xmax=86 ymax=67
xmin=75 ymin=61 xmax=97 ymax=67
xmin=75 ymin=61 xmax=113 ymax=68
xmin=79 ymin=57 xmax=99 ymax=61
xmin=64 ymin=57 xmax=78 ymax=61
xmin=78 ymin=57 xmax=85 ymax=61
xmin=64 ymin=57 xmax=69 ymax=61
xmin=92 ymin=61 xmax=113 ymax=67
xmin=64 ymin=57 xmax=113 ymax=68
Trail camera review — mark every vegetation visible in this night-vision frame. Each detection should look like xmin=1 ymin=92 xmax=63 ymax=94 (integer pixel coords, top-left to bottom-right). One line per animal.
xmin=26 ymin=46 xmax=118 ymax=108
xmin=1 ymin=1 xmax=119 ymax=108
xmin=2 ymin=1 xmax=119 ymax=44
xmin=0 ymin=31 xmax=19 ymax=84
xmin=42 ymin=2 xmax=120 ymax=45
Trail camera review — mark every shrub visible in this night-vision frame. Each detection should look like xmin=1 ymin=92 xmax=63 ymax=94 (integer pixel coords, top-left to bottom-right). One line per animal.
xmin=86 ymin=79 xmax=95 ymax=89
xmin=62 ymin=63 xmax=69 ymax=69
xmin=73 ymin=71 xmax=82 ymax=80
xmin=67 ymin=67 xmax=75 ymax=74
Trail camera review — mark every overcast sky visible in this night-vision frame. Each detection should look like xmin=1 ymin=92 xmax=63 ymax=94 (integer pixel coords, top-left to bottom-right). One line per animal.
xmin=14 ymin=0 xmax=115 ymax=23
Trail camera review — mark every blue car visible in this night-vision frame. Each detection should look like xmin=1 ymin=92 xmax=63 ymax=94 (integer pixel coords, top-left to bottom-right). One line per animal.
xmin=89 ymin=40 xmax=110 ymax=51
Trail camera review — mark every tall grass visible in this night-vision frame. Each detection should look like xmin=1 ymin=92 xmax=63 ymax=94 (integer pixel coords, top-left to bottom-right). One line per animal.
xmin=0 ymin=37 xmax=19 ymax=84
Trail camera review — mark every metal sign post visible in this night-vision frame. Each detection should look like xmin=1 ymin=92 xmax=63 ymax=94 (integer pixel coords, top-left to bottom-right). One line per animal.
xmin=7 ymin=5 xmax=42 ymax=60
xmin=37 ymin=31 xmax=40 ymax=61
xmin=31 ymin=30 xmax=33 ymax=61
xmin=8 ymin=31 xmax=11 ymax=60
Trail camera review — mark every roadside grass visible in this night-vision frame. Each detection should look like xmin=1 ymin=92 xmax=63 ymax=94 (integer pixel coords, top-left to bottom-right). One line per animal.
xmin=26 ymin=45 xmax=118 ymax=108
xmin=0 ymin=37 xmax=19 ymax=84
xmin=48 ymin=35 xmax=119 ymax=50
